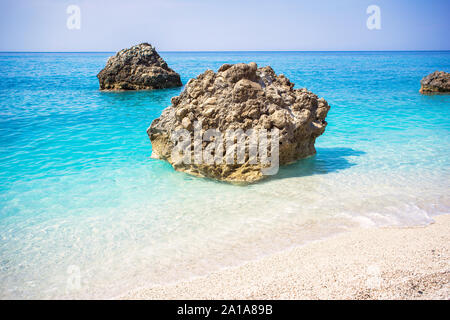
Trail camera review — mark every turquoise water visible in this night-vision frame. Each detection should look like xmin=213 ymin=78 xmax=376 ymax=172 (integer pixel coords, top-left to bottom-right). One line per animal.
xmin=0 ymin=51 xmax=449 ymax=298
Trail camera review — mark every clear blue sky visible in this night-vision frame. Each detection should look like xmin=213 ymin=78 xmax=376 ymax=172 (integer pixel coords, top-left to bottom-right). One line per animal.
xmin=0 ymin=0 xmax=449 ymax=51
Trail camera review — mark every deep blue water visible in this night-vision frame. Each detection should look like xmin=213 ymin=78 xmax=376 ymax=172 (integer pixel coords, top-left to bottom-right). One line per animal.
xmin=0 ymin=51 xmax=449 ymax=298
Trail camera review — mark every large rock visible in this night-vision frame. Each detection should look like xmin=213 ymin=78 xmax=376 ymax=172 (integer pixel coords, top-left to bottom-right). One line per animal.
xmin=419 ymin=71 xmax=450 ymax=94
xmin=97 ymin=43 xmax=182 ymax=90
xmin=148 ymin=62 xmax=330 ymax=183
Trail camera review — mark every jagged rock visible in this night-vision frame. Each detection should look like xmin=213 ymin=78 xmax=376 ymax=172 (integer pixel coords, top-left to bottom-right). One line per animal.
xmin=148 ymin=62 xmax=330 ymax=183
xmin=420 ymin=71 xmax=450 ymax=94
xmin=97 ymin=43 xmax=182 ymax=90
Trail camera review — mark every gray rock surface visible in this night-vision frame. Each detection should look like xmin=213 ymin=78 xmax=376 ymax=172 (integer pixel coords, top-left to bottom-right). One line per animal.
xmin=97 ymin=43 xmax=182 ymax=90
xmin=148 ymin=62 xmax=330 ymax=183
xmin=420 ymin=71 xmax=450 ymax=94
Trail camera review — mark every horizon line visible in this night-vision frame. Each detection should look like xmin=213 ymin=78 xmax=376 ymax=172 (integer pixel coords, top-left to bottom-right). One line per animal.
xmin=1 ymin=50 xmax=450 ymax=54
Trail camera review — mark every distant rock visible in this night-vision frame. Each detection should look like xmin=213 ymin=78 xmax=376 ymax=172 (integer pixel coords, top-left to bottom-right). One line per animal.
xmin=419 ymin=71 xmax=450 ymax=94
xmin=148 ymin=62 xmax=330 ymax=183
xmin=97 ymin=43 xmax=182 ymax=90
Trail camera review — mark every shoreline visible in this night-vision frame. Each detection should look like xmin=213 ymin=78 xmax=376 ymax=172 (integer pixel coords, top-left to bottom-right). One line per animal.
xmin=122 ymin=214 xmax=449 ymax=300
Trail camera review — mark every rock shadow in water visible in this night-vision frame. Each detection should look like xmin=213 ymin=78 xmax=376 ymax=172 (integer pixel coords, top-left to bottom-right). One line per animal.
xmin=267 ymin=147 xmax=365 ymax=181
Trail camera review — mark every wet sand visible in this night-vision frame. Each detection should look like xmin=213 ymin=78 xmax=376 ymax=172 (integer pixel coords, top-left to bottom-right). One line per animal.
xmin=123 ymin=214 xmax=449 ymax=300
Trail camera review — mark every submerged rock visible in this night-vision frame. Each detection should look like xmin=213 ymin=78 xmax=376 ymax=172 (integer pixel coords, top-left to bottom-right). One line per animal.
xmin=97 ymin=43 xmax=182 ymax=90
xmin=419 ymin=71 xmax=450 ymax=94
xmin=148 ymin=62 xmax=330 ymax=183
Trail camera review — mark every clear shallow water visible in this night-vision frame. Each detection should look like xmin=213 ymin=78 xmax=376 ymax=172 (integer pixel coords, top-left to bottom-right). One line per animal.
xmin=0 ymin=51 xmax=449 ymax=298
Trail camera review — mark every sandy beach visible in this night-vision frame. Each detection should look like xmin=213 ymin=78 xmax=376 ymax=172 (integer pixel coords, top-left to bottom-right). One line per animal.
xmin=123 ymin=214 xmax=450 ymax=300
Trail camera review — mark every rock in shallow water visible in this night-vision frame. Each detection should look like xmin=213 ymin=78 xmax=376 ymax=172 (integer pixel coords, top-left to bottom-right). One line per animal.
xmin=97 ymin=43 xmax=182 ymax=90
xmin=419 ymin=71 xmax=450 ymax=94
xmin=148 ymin=62 xmax=330 ymax=183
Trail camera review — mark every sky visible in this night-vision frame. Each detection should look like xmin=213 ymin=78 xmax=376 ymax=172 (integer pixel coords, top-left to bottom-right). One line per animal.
xmin=0 ymin=0 xmax=449 ymax=51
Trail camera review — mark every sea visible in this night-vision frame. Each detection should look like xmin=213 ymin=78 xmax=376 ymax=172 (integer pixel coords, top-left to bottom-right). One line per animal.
xmin=0 ymin=51 xmax=449 ymax=298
